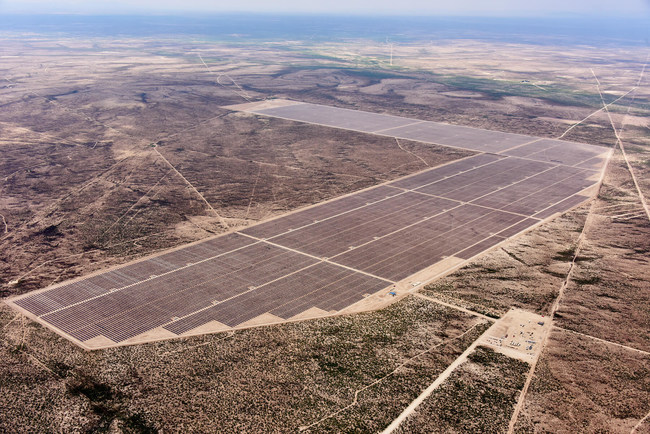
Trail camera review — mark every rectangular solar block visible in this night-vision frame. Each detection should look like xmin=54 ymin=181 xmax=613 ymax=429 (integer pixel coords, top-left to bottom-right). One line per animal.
xmin=254 ymin=103 xmax=416 ymax=133
xmin=389 ymin=154 xmax=505 ymax=190
xmin=385 ymin=122 xmax=534 ymax=153
xmin=414 ymin=157 xmax=555 ymax=202
xmin=40 ymin=241 xmax=319 ymax=343
xmin=164 ymin=261 xmax=389 ymax=334
xmin=456 ymin=235 xmax=506 ymax=260
xmin=575 ymin=156 xmax=607 ymax=170
xmin=252 ymin=102 xmax=536 ymax=153
xmin=474 ymin=167 xmax=595 ymax=215
xmin=503 ymin=138 xmax=606 ymax=167
xmin=533 ymin=194 xmax=590 ymax=219
xmin=331 ymin=204 xmax=526 ymax=281
xmin=270 ymin=193 xmax=459 ymax=258
xmin=496 ymin=218 xmax=541 ymax=238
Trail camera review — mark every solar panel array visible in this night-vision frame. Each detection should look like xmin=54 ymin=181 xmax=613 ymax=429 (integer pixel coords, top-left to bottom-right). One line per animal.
xmin=249 ymin=101 xmax=607 ymax=165
xmin=9 ymin=101 xmax=607 ymax=348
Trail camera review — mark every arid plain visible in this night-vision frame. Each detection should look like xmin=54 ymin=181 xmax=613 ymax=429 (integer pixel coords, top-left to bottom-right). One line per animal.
xmin=1 ymin=32 xmax=649 ymax=432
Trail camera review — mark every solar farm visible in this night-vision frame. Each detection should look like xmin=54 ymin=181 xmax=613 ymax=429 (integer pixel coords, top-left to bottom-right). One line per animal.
xmin=7 ymin=100 xmax=608 ymax=349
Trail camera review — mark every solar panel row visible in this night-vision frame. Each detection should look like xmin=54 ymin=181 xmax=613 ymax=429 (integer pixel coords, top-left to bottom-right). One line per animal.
xmin=252 ymin=103 xmax=535 ymax=154
xmin=533 ymin=194 xmax=592 ymax=219
xmin=502 ymin=138 xmax=604 ymax=167
xmin=241 ymin=185 xmax=402 ymax=239
xmin=414 ymin=159 xmax=554 ymax=202
xmin=269 ymin=193 xmax=458 ymax=258
xmin=472 ymin=167 xmax=594 ymax=215
xmin=164 ymin=262 xmax=387 ymax=335
xmin=331 ymin=205 xmax=525 ymax=281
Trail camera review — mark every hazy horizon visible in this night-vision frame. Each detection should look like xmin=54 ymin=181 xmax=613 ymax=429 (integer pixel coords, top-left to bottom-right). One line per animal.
xmin=1 ymin=0 xmax=649 ymax=18
xmin=1 ymin=14 xmax=648 ymax=48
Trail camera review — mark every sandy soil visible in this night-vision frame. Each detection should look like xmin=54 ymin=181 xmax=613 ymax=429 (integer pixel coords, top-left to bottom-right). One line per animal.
xmin=395 ymin=346 xmax=529 ymax=434
xmin=0 ymin=296 xmax=487 ymax=432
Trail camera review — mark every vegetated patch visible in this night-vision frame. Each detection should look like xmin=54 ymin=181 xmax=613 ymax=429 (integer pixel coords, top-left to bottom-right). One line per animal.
xmin=427 ymin=73 xmax=650 ymax=111
xmin=514 ymin=328 xmax=650 ymax=433
xmin=68 ymin=374 xmax=114 ymax=402
xmin=305 ymin=322 xmax=489 ymax=433
xmin=0 ymin=297 xmax=488 ymax=432
xmin=273 ymin=65 xmax=409 ymax=81
xmin=394 ymin=346 xmax=529 ymax=433
xmin=45 ymin=89 xmax=79 ymax=101
xmin=0 ymin=311 xmax=98 ymax=432
xmin=571 ymin=275 xmax=602 ymax=285
xmin=423 ymin=205 xmax=588 ymax=317
xmin=552 ymin=245 xmax=576 ymax=261
xmin=0 ymin=309 xmax=158 ymax=433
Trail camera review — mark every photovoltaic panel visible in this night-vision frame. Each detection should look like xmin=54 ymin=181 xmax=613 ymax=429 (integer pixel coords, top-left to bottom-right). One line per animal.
xmin=413 ymin=157 xmax=555 ymax=202
xmin=253 ymin=102 xmax=417 ymax=133
xmin=40 ymin=241 xmax=321 ymax=343
xmin=331 ymin=204 xmax=526 ymax=281
xmin=251 ymin=102 xmax=535 ymax=153
xmin=13 ymin=233 xmax=256 ymax=317
xmin=502 ymin=138 xmax=606 ymax=166
xmin=164 ymin=262 xmax=388 ymax=333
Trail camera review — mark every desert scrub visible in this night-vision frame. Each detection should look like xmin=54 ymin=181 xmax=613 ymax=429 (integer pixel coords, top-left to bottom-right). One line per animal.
xmin=305 ymin=320 xmax=489 ymax=432
xmin=395 ymin=346 xmax=529 ymax=434
xmin=2 ymin=296 xmax=487 ymax=433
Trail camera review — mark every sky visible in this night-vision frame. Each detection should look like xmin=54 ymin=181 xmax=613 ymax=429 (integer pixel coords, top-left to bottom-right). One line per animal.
xmin=1 ymin=0 xmax=649 ymax=17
